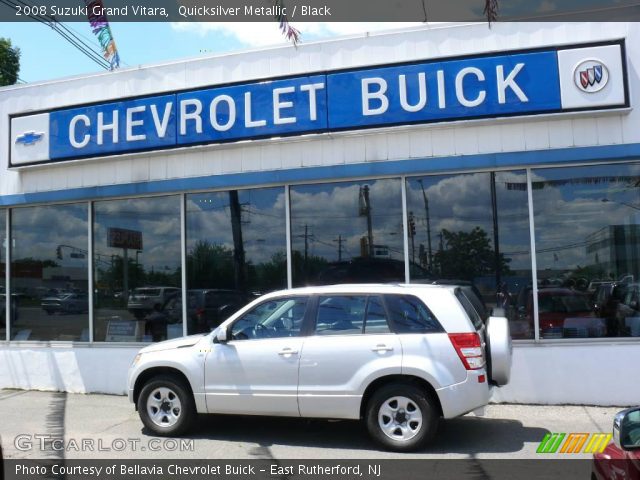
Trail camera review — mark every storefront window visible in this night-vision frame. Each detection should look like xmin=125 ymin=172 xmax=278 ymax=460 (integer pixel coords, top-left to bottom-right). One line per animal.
xmin=10 ymin=204 xmax=89 ymax=341
xmin=406 ymin=171 xmax=533 ymax=339
xmin=290 ymin=179 xmax=404 ymax=286
xmin=532 ymin=163 xmax=640 ymax=339
xmin=186 ymin=188 xmax=286 ymax=334
xmin=93 ymin=196 xmax=181 ymax=342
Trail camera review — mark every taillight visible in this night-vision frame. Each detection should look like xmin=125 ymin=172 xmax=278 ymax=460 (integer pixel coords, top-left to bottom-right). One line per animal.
xmin=448 ymin=333 xmax=485 ymax=370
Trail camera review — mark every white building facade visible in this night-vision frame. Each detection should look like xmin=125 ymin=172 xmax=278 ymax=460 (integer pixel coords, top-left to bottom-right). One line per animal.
xmin=1 ymin=22 xmax=639 ymax=405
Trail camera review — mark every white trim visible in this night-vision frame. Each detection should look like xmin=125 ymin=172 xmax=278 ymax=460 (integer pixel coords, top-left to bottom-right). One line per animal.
xmin=88 ymin=201 xmax=94 ymax=343
xmin=285 ymin=185 xmax=293 ymax=290
xmin=401 ymin=177 xmax=410 ymax=283
xmin=526 ymin=168 xmax=540 ymax=343
xmin=180 ymin=193 xmax=188 ymax=337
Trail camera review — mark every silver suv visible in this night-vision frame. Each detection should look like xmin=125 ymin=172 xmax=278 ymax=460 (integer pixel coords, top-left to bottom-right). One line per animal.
xmin=128 ymin=284 xmax=511 ymax=451
xmin=127 ymin=286 xmax=180 ymax=319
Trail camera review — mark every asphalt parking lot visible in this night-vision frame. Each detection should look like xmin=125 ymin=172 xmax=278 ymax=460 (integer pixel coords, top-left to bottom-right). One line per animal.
xmin=0 ymin=389 xmax=624 ymax=460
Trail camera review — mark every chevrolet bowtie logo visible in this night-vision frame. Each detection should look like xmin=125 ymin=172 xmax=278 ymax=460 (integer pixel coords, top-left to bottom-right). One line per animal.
xmin=15 ymin=131 xmax=44 ymax=146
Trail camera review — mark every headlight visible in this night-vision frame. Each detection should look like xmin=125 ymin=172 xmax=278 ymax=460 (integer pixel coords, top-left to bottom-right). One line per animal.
xmin=131 ymin=353 xmax=142 ymax=367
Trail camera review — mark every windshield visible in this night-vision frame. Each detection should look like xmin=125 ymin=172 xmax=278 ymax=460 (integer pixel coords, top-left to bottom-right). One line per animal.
xmin=134 ymin=288 xmax=160 ymax=296
xmin=538 ymin=294 xmax=590 ymax=313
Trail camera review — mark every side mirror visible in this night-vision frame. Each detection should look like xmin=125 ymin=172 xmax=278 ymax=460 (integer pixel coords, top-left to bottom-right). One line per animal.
xmin=212 ymin=326 xmax=228 ymax=344
xmin=613 ymin=407 xmax=640 ymax=450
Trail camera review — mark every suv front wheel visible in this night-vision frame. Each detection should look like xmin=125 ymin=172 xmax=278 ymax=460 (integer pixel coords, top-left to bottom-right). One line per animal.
xmin=137 ymin=375 xmax=196 ymax=436
xmin=365 ymin=383 xmax=438 ymax=452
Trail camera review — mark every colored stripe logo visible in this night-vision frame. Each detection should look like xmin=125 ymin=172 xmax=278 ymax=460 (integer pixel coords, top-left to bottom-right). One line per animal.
xmin=537 ymin=433 xmax=612 ymax=454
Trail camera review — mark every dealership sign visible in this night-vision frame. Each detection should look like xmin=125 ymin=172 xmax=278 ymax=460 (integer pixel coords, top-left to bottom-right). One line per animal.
xmin=10 ymin=41 xmax=628 ymax=166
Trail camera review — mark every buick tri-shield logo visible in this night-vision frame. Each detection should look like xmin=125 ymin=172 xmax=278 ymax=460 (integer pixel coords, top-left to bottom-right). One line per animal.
xmin=573 ymin=59 xmax=609 ymax=93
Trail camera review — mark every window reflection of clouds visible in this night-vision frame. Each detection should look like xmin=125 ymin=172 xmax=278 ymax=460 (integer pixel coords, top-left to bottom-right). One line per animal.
xmin=532 ymin=164 xmax=640 ymax=270
xmin=406 ymin=171 xmax=531 ymax=270
xmin=290 ymin=179 xmax=404 ymax=262
xmin=94 ymin=196 xmax=181 ymax=271
xmin=12 ymin=204 xmax=88 ymax=265
xmin=11 ymin=204 xmax=89 ymax=341
xmin=186 ymin=188 xmax=286 ymax=265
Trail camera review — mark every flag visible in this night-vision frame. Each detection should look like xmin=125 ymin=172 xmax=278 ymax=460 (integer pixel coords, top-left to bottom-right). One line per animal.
xmin=84 ymin=0 xmax=120 ymax=69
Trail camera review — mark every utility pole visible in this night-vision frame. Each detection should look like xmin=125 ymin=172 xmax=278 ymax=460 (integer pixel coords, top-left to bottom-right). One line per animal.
xmin=490 ymin=172 xmax=501 ymax=287
xmin=333 ymin=234 xmax=344 ymax=262
xmin=360 ymin=185 xmax=374 ymax=257
xmin=229 ymin=190 xmax=246 ymax=291
xmin=417 ymin=179 xmax=433 ymax=270
xmin=295 ymin=225 xmax=313 ymax=281
xmin=408 ymin=211 xmax=416 ymax=266
xmin=304 ymin=224 xmax=309 ymax=265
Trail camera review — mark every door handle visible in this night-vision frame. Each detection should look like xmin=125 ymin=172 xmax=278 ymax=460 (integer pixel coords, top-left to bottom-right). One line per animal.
xmin=371 ymin=344 xmax=393 ymax=353
xmin=278 ymin=348 xmax=299 ymax=356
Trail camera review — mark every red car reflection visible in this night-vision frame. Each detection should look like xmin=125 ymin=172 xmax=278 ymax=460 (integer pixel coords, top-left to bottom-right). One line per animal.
xmin=519 ymin=288 xmax=598 ymax=339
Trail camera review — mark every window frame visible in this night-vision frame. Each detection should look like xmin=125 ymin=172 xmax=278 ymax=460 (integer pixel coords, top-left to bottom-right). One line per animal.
xmin=382 ymin=293 xmax=445 ymax=335
xmin=308 ymin=294 xmax=395 ymax=337
xmin=226 ymin=295 xmax=312 ymax=342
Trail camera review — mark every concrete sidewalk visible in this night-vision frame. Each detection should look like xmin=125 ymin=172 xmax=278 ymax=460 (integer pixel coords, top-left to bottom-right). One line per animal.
xmin=0 ymin=389 xmax=625 ymax=460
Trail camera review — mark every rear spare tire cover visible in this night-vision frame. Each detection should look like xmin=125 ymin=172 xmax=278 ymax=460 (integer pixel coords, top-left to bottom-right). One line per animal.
xmin=486 ymin=316 xmax=512 ymax=386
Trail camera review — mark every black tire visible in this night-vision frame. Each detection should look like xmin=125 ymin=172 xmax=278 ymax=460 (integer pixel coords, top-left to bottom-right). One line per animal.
xmin=365 ymin=383 xmax=439 ymax=452
xmin=137 ymin=375 xmax=196 ymax=436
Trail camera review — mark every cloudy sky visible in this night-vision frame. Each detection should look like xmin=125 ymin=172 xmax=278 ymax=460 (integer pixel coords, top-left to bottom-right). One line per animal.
xmin=4 ymin=22 xmax=422 ymax=83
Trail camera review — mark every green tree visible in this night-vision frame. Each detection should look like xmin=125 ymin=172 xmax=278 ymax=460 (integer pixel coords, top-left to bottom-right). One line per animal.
xmin=0 ymin=38 xmax=20 ymax=86
xmin=186 ymin=240 xmax=235 ymax=289
xmin=434 ymin=227 xmax=511 ymax=280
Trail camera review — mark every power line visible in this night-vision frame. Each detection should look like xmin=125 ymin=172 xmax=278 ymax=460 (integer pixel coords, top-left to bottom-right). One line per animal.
xmin=0 ymin=0 xmax=111 ymax=70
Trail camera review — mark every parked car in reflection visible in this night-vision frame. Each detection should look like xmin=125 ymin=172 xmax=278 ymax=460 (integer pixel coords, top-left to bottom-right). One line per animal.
xmin=517 ymin=287 xmax=600 ymax=339
xmin=128 ymin=286 xmax=180 ymax=319
xmin=616 ymin=284 xmax=640 ymax=337
xmin=592 ymin=406 xmax=640 ymax=480
xmin=41 ymin=292 xmax=88 ymax=315
xmin=143 ymin=289 xmax=253 ymax=341
xmin=593 ymin=283 xmax=640 ymax=337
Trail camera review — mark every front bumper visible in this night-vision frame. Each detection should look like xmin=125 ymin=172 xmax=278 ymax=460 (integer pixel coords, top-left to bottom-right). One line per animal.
xmin=436 ymin=369 xmax=491 ymax=419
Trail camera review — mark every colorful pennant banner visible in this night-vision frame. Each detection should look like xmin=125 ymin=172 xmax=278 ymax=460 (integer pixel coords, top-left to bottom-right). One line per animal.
xmin=84 ymin=0 xmax=120 ymax=69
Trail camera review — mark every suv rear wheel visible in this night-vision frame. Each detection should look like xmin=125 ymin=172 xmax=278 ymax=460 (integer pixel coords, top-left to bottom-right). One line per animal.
xmin=365 ymin=383 xmax=438 ymax=451
xmin=137 ymin=375 xmax=196 ymax=436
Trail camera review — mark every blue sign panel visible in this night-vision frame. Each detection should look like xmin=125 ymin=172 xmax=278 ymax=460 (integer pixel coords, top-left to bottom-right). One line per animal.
xmin=46 ymin=49 xmax=565 ymax=161
xmin=327 ymin=51 xmax=560 ymax=129
xmin=177 ymin=75 xmax=328 ymax=145
xmin=50 ymin=95 xmax=176 ymax=160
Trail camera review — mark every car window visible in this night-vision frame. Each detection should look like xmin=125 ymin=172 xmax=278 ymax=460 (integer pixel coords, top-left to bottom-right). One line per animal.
xmin=315 ymin=295 xmax=366 ymax=335
xmin=385 ymin=294 xmax=443 ymax=333
xmin=461 ymin=286 xmax=488 ymax=321
xmin=455 ymin=289 xmax=484 ymax=331
xmin=364 ymin=296 xmax=391 ymax=334
xmin=230 ymin=297 xmax=308 ymax=341
xmin=135 ymin=288 xmax=161 ymax=296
